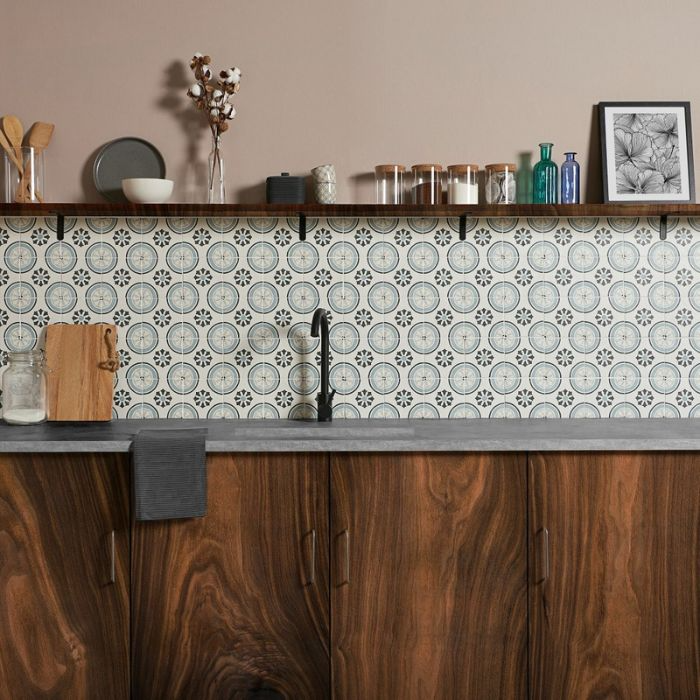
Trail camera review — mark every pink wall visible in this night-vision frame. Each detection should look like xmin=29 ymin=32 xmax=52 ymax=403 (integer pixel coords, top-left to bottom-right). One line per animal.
xmin=5 ymin=0 xmax=700 ymax=203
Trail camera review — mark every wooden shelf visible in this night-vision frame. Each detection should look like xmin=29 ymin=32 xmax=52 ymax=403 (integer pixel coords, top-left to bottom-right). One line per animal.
xmin=0 ymin=203 xmax=698 ymax=218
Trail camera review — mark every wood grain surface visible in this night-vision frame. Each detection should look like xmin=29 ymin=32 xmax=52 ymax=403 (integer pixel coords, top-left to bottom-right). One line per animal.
xmin=131 ymin=452 xmax=329 ymax=699
xmin=331 ymin=452 xmax=527 ymax=699
xmin=45 ymin=323 xmax=117 ymax=421
xmin=0 ymin=453 xmax=130 ymax=699
xmin=0 ymin=201 xmax=697 ymax=218
xmin=529 ymin=452 xmax=700 ymax=699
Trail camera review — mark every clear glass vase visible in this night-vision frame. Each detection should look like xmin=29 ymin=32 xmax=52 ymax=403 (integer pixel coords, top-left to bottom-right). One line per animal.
xmin=208 ymin=134 xmax=225 ymax=204
xmin=533 ymin=142 xmax=558 ymax=204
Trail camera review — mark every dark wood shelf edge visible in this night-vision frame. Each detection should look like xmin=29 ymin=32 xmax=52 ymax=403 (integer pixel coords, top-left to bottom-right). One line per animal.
xmin=0 ymin=203 xmax=698 ymax=218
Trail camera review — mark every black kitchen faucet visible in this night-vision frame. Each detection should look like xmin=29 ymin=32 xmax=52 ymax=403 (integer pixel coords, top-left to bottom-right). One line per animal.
xmin=310 ymin=308 xmax=335 ymax=422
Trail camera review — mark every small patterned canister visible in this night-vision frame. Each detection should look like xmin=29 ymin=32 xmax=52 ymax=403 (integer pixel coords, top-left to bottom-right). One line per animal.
xmin=485 ymin=163 xmax=516 ymax=204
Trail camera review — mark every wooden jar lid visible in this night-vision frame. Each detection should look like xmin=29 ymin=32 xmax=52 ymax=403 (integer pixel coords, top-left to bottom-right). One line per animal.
xmin=485 ymin=163 xmax=516 ymax=171
xmin=411 ymin=163 xmax=443 ymax=172
xmin=375 ymin=164 xmax=406 ymax=174
xmin=447 ymin=164 xmax=479 ymax=173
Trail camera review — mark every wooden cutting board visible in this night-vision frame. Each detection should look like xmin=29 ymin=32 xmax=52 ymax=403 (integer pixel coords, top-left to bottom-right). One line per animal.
xmin=45 ymin=324 xmax=119 ymax=421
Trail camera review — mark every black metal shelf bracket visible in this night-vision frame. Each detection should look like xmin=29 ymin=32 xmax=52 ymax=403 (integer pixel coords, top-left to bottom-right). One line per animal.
xmin=55 ymin=213 xmax=65 ymax=241
xmin=298 ymin=213 xmax=306 ymax=241
xmin=458 ymin=213 xmax=470 ymax=241
xmin=659 ymin=214 xmax=668 ymax=241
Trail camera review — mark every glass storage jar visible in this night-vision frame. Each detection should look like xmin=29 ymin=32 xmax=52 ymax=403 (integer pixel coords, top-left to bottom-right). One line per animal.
xmin=411 ymin=164 xmax=443 ymax=204
xmin=2 ymin=351 xmax=47 ymax=424
xmin=485 ymin=163 xmax=517 ymax=204
xmin=447 ymin=164 xmax=479 ymax=204
xmin=375 ymin=164 xmax=405 ymax=204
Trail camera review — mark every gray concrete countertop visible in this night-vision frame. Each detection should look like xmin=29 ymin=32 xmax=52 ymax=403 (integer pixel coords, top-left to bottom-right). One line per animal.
xmin=1 ymin=419 xmax=700 ymax=452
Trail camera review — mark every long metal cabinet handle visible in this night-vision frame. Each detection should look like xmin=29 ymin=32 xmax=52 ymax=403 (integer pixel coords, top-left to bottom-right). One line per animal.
xmin=109 ymin=530 xmax=116 ymax=584
xmin=340 ymin=529 xmax=350 ymax=585
xmin=306 ymin=529 xmax=317 ymax=585
xmin=542 ymin=527 xmax=550 ymax=583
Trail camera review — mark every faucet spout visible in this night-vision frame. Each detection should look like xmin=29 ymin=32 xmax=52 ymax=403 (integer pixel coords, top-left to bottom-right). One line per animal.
xmin=310 ymin=308 xmax=335 ymax=421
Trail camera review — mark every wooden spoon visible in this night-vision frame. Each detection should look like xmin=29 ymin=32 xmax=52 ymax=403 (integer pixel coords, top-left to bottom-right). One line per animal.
xmin=0 ymin=128 xmax=22 ymax=172
xmin=2 ymin=115 xmax=23 ymax=161
xmin=22 ymin=122 xmax=54 ymax=202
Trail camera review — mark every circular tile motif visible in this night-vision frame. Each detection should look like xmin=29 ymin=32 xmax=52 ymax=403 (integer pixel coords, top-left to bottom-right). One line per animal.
xmin=568 ymin=321 xmax=601 ymax=354
xmin=45 ymin=241 xmax=77 ymax=273
xmin=449 ymin=322 xmax=480 ymax=354
xmin=488 ymin=282 xmax=519 ymax=313
xmin=488 ymin=321 xmax=520 ymax=353
xmin=609 ymin=362 xmax=641 ymax=394
xmin=688 ymin=241 xmax=700 ymax=272
xmin=408 ymin=362 xmax=440 ymax=394
xmin=448 ymin=281 xmax=479 ymax=314
xmin=649 ymin=362 xmax=681 ymax=393
xmin=126 ymin=322 xmax=159 ymax=354
xmin=206 ymin=217 xmax=238 ymax=233
xmin=609 ymin=402 xmax=641 ymax=418
xmin=367 ymin=241 xmax=399 ymax=273
xmin=330 ymin=362 xmax=361 ymax=394
xmin=206 ymin=241 xmax=238 ymax=273
xmin=166 ymin=217 xmax=197 ymax=234
xmin=527 ymin=218 xmax=558 ymax=233
xmin=527 ymin=240 xmax=558 ymax=273
xmin=648 ymin=240 xmax=680 ymax=273
xmin=248 ymin=217 xmax=276 ymax=233
xmin=608 ymin=321 xmax=641 ymax=354
xmin=689 ymin=364 xmax=700 ymax=393
xmin=4 ymin=241 xmax=36 ymax=273
xmin=86 ymin=282 xmax=117 ymax=314
xmin=329 ymin=322 xmax=359 ymax=354
xmin=407 ymin=217 xmax=438 ymax=234
xmin=5 ymin=217 xmax=36 ymax=233
xmin=127 ymin=362 xmax=159 ymax=394
xmin=207 ymin=404 xmax=239 ymax=419
xmin=327 ymin=282 xmax=360 ymax=314
xmin=529 ymin=361 xmax=561 ymax=394
xmin=125 ymin=217 xmax=157 ymax=234
xmin=528 ymin=321 xmax=560 ymax=354
xmin=207 ymin=362 xmax=240 ymax=394
xmin=126 ymin=242 xmax=157 ymax=274
xmin=166 ymin=241 xmax=199 ymax=274
xmin=607 ymin=217 xmax=638 ymax=233
xmin=167 ymin=281 xmax=199 ymax=314
xmin=168 ymin=404 xmax=199 ymax=419
xmin=369 ymin=404 xmax=400 ymax=418
xmin=247 ymin=241 xmax=279 ymax=274
xmin=649 ymin=321 xmax=681 ymax=354
xmin=367 ymin=218 xmax=398 ymax=234
xmin=489 ymin=361 xmax=521 ymax=393
xmin=288 ymin=281 xmax=320 ymax=314
xmin=449 ymin=404 xmax=482 ymax=418
xmin=447 ymin=241 xmax=479 ymax=274
xmin=529 ymin=403 xmax=561 ymax=418
xmin=569 ymin=361 xmax=601 ymax=394
xmin=529 ymin=281 xmax=560 ymax=313
xmin=567 ymin=240 xmax=599 ymax=272
xmin=408 ymin=322 xmax=440 ymax=353
xmin=126 ymin=283 xmax=158 ymax=313
xmin=649 ymin=403 xmax=680 ymax=418
xmin=690 ymin=322 xmax=700 ymax=353
xmin=207 ymin=322 xmax=239 ymax=354
xmin=367 ymin=322 xmax=400 ymax=354
xmin=289 ymin=322 xmax=318 ymax=354
xmin=649 ymin=281 xmax=681 ymax=313
xmin=608 ymin=281 xmax=640 ymax=313
xmin=448 ymin=362 xmax=480 ymax=394
xmin=607 ymin=241 xmax=640 ymax=272
xmin=288 ymin=362 xmax=320 ymax=395
xmin=327 ymin=241 xmax=359 ymax=273
xmin=127 ymin=404 xmax=158 ymax=419
xmin=167 ymin=362 xmax=199 ymax=394
xmin=369 ymin=362 xmax=400 ymax=394
xmin=408 ymin=282 xmax=440 ymax=314
xmin=569 ymin=403 xmax=601 ymax=418
xmin=368 ymin=281 xmax=399 ymax=314
xmin=86 ymin=217 xmax=117 ymax=234
xmin=4 ymin=322 xmax=37 ymax=352
xmin=166 ymin=322 xmax=199 ymax=354
xmin=248 ymin=322 xmax=280 ymax=354
xmin=407 ymin=241 xmax=439 ymax=273
xmin=567 ymin=281 xmax=599 ymax=313
xmin=44 ymin=282 xmax=75 ymax=314
xmin=86 ymin=241 xmax=118 ymax=274
xmin=206 ymin=281 xmax=239 ymax=315
xmin=247 ymin=281 xmax=278 ymax=314
xmin=488 ymin=241 xmax=519 ymax=273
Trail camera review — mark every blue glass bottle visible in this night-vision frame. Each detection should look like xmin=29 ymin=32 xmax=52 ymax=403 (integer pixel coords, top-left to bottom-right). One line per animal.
xmin=533 ymin=143 xmax=557 ymax=204
xmin=560 ymin=152 xmax=580 ymax=204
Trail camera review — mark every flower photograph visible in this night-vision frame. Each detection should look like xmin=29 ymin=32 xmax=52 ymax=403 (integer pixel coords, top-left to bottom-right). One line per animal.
xmin=600 ymin=102 xmax=694 ymax=202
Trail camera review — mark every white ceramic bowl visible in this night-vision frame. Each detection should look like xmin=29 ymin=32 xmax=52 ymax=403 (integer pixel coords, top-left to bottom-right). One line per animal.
xmin=122 ymin=178 xmax=174 ymax=204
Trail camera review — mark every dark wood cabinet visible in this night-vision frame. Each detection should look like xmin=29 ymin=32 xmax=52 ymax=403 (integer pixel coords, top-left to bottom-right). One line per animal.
xmin=331 ymin=452 xmax=527 ymax=699
xmin=0 ymin=453 xmax=130 ymax=699
xmin=131 ymin=452 xmax=329 ymax=699
xmin=529 ymin=452 xmax=700 ymax=699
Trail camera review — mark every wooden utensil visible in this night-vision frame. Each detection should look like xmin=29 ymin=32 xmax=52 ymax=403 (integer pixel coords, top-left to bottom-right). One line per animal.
xmin=45 ymin=323 xmax=119 ymax=421
xmin=2 ymin=115 xmax=24 ymax=160
xmin=0 ymin=128 xmax=22 ymax=171
xmin=21 ymin=121 xmax=54 ymax=202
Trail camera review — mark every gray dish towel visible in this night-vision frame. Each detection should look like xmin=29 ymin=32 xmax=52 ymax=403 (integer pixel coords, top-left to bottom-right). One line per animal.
xmin=132 ymin=428 xmax=207 ymax=521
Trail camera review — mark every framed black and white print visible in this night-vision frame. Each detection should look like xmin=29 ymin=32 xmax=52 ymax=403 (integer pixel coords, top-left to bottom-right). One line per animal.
xmin=599 ymin=101 xmax=694 ymax=203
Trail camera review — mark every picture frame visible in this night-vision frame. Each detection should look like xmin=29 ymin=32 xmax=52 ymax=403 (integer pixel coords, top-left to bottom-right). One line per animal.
xmin=599 ymin=101 xmax=694 ymax=203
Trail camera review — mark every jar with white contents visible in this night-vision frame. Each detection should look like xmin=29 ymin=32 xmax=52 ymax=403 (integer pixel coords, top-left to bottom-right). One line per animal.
xmin=447 ymin=164 xmax=478 ymax=204
xmin=2 ymin=351 xmax=47 ymax=424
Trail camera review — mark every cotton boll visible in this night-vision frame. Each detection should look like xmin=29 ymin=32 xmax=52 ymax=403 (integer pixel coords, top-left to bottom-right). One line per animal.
xmin=189 ymin=83 xmax=203 ymax=97
xmin=212 ymin=89 xmax=223 ymax=99
xmin=227 ymin=106 xmax=236 ymax=119
xmin=210 ymin=108 xmax=220 ymax=118
xmin=193 ymin=52 xmax=203 ymax=59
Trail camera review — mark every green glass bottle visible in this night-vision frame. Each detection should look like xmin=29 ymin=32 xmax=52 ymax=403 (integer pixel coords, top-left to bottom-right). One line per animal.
xmin=533 ymin=143 xmax=558 ymax=204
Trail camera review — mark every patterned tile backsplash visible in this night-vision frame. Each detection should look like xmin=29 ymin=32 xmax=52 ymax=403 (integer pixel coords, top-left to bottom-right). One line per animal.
xmin=2 ymin=214 xmax=700 ymax=419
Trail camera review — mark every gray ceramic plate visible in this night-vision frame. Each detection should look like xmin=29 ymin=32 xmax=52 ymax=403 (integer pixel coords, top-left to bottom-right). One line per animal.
xmin=93 ymin=137 xmax=166 ymax=202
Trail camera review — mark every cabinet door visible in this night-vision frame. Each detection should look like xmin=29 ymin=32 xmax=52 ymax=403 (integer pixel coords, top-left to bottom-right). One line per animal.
xmin=530 ymin=452 xmax=700 ymax=699
xmin=331 ymin=452 xmax=527 ymax=699
xmin=0 ymin=453 xmax=130 ymax=699
xmin=131 ymin=452 xmax=329 ymax=699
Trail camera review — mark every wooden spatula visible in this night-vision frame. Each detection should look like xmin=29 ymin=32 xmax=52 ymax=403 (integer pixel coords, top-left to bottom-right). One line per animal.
xmin=21 ymin=122 xmax=54 ymax=202
xmin=2 ymin=115 xmax=23 ymax=160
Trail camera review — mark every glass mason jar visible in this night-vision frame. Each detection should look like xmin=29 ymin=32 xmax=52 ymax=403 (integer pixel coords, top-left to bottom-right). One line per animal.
xmin=411 ymin=164 xmax=443 ymax=204
xmin=2 ymin=351 xmax=47 ymax=424
xmin=375 ymin=164 xmax=405 ymax=204
xmin=447 ymin=164 xmax=479 ymax=204
xmin=485 ymin=163 xmax=516 ymax=204
xmin=533 ymin=143 xmax=558 ymax=204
